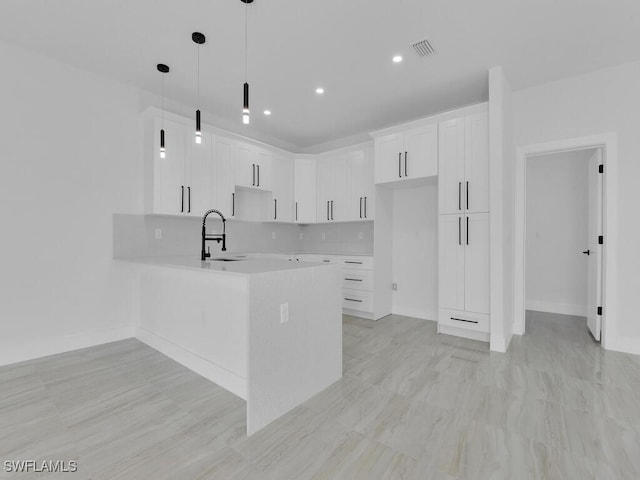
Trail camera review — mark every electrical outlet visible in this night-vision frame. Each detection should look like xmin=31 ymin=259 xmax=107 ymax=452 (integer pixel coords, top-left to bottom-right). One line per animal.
xmin=272 ymin=232 xmax=276 ymax=240
xmin=280 ymin=303 xmax=289 ymax=324
xmin=358 ymin=231 xmax=363 ymax=240
xmin=322 ymin=232 xmax=326 ymax=240
xmin=154 ymin=228 xmax=162 ymax=240
xmin=392 ymin=283 xmax=398 ymax=291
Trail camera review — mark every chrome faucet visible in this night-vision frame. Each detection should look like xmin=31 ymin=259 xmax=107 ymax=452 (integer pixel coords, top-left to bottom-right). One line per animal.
xmin=201 ymin=209 xmax=227 ymax=261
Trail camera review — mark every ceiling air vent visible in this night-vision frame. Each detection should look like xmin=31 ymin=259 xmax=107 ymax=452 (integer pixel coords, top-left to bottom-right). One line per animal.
xmin=412 ymin=39 xmax=435 ymax=58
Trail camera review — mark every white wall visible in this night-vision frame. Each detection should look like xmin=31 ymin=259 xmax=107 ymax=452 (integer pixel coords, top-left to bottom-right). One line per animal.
xmin=0 ymin=40 xmax=143 ymax=364
xmin=391 ymin=182 xmax=438 ymax=320
xmin=526 ymin=150 xmax=590 ymax=316
xmin=513 ymin=59 xmax=640 ymax=353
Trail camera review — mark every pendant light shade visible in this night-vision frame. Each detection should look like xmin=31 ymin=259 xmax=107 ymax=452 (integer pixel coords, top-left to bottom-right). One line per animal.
xmin=192 ymin=32 xmax=206 ymax=144
xmin=243 ymin=82 xmax=250 ymax=125
xmin=157 ymin=63 xmax=170 ymax=159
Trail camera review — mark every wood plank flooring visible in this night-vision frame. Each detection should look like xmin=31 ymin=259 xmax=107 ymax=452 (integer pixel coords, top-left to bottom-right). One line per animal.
xmin=1 ymin=312 xmax=639 ymax=479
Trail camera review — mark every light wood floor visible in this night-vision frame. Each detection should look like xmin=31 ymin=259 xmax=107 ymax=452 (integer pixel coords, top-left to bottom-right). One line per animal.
xmin=1 ymin=312 xmax=639 ymax=479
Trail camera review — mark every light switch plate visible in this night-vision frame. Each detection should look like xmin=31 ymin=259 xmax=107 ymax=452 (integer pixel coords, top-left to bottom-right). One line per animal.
xmin=155 ymin=228 xmax=162 ymax=240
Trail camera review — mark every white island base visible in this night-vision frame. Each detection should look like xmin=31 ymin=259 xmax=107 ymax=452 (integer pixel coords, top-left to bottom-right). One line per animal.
xmin=133 ymin=257 xmax=342 ymax=435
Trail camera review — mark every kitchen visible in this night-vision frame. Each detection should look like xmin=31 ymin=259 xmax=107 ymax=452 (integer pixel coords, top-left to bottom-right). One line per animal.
xmin=2 ymin=1 xmax=640 ymax=478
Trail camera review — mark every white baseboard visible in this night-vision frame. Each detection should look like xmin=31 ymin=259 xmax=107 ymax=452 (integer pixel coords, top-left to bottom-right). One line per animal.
xmin=135 ymin=327 xmax=247 ymax=400
xmin=438 ymin=324 xmax=490 ymax=343
xmin=604 ymin=336 xmax=640 ymax=356
xmin=0 ymin=325 xmax=135 ymax=367
xmin=391 ymin=306 xmax=437 ymax=321
xmin=526 ymin=300 xmax=587 ymax=317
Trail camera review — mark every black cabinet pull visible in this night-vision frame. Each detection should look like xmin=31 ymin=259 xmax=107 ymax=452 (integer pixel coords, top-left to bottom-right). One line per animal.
xmin=322 ymin=259 xmax=331 ymax=263
xmin=364 ymin=197 xmax=367 ymax=218
xmin=451 ymin=317 xmax=479 ymax=324
xmin=327 ymin=201 xmax=330 ymax=221
xmin=331 ymin=200 xmax=334 ymax=220
xmin=274 ymin=198 xmax=277 ymax=220
xmin=232 ymin=193 xmax=235 ymax=216
xmin=404 ymin=151 xmax=408 ymax=177
xmin=466 ymin=181 xmax=469 ymax=210
xmin=187 ymin=187 xmax=191 ymax=213
xmin=344 ymin=298 xmax=363 ymax=303
xmin=458 ymin=216 xmax=461 ymax=246
xmin=181 ymin=186 xmax=184 ymax=213
xmin=345 ymin=278 xmax=363 ymax=282
xmin=582 ymin=250 xmax=591 ymax=256
xmin=458 ymin=182 xmax=462 ymax=210
xmin=398 ymin=152 xmax=402 ymax=177
xmin=295 ymin=202 xmax=298 ymax=221
xmin=345 ymin=261 xmax=363 ymax=264
xmin=466 ymin=216 xmax=469 ymax=245
xmin=257 ymin=165 xmax=260 ymax=187
xmin=360 ymin=197 xmax=363 ymax=219
xmin=252 ymin=164 xmax=255 ymax=186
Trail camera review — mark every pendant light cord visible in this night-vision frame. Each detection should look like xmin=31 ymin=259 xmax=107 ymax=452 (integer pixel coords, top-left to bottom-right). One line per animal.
xmin=161 ymin=73 xmax=165 ymax=128
xmin=245 ymin=0 xmax=248 ymax=82
xmin=197 ymin=45 xmax=200 ymax=104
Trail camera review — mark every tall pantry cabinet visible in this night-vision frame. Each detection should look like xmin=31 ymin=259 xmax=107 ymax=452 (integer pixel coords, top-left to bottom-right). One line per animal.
xmin=437 ymin=111 xmax=490 ymax=342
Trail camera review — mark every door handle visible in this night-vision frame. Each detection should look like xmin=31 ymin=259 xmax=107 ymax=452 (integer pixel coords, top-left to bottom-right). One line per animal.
xmin=458 ymin=182 xmax=462 ymax=210
xmin=360 ymin=197 xmax=363 ymax=219
xmin=274 ymin=198 xmax=277 ymax=220
xmin=295 ymin=202 xmax=298 ymax=221
xmin=327 ymin=201 xmax=330 ymax=221
xmin=331 ymin=200 xmax=334 ymax=220
xmin=187 ymin=186 xmax=191 ymax=213
xmin=398 ymin=152 xmax=402 ymax=177
xmin=466 ymin=216 xmax=469 ymax=245
xmin=252 ymin=164 xmax=255 ymax=186
xmin=181 ymin=186 xmax=184 ymax=213
xmin=458 ymin=216 xmax=461 ymax=246
xmin=404 ymin=151 xmax=408 ymax=177
xmin=232 ymin=193 xmax=235 ymax=216
xmin=466 ymin=181 xmax=469 ymax=210
xmin=582 ymin=250 xmax=591 ymax=256
xmin=257 ymin=165 xmax=260 ymax=187
xmin=364 ymin=197 xmax=367 ymax=218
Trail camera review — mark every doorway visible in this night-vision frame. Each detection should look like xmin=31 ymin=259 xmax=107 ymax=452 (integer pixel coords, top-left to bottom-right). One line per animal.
xmin=524 ymin=148 xmax=602 ymax=340
xmin=513 ymin=134 xmax=618 ymax=349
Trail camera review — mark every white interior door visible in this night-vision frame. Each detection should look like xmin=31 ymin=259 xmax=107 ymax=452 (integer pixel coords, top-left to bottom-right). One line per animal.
xmin=587 ymin=149 xmax=603 ymax=341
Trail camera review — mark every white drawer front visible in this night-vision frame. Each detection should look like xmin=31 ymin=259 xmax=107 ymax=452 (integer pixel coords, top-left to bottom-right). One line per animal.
xmin=342 ymin=270 xmax=373 ymax=291
xmin=294 ymin=254 xmax=337 ymax=264
xmin=337 ymin=256 xmax=374 ymax=270
xmin=438 ymin=308 xmax=490 ymax=333
xmin=342 ymin=289 xmax=373 ymax=312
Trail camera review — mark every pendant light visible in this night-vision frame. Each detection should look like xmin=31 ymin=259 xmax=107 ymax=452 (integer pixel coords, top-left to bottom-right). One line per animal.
xmin=157 ymin=63 xmax=170 ymax=159
xmin=192 ymin=32 xmax=206 ymax=144
xmin=241 ymin=0 xmax=254 ymax=125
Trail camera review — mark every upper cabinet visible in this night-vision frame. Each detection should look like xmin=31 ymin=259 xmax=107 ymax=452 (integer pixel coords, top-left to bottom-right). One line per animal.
xmin=348 ymin=147 xmax=374 ymax=220
xmin=317 ymin=152 xmax=349 ymax=222
xmin=438 ymin=112 xmax=489 ymax=214
xmin=269 ymin=153 xmax=294 ymax=222
xmin=294 ymin=157 xmax=317 ymax=224
xmin=235 ymin=143 xmax=271 ymax=191
xmin=374 ymin=124 xmax=438 ymax=184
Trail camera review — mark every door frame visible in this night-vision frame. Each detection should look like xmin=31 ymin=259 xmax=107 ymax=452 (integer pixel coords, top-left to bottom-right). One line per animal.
xmin=513 ymin=133 xmax=618 ymax=349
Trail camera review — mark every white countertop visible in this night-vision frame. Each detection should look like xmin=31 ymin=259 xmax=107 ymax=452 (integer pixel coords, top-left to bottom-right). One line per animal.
xmin=116 ymin=255 xmax=337 ymax=276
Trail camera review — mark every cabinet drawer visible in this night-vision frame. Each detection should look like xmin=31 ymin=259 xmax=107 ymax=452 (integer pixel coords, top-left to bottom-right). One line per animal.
xmin=438 ymin=308 xmax=489 ymax=333
xmin=337 ymin=256 xmax=374 ymax=270
xmin=342 ymin=270 xmax=373 ymax=291
xmin=342 ymin=289 xmax=373 ymax=312
xmin=295 ymin=254 xmax=336 ymax=264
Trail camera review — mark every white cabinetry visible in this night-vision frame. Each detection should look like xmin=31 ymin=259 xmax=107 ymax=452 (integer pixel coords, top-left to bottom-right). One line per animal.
xmin=316 ymin=153 xmax=348 ymax=222
xmin=235 ymin=143 xmax=271 ymax=191
xmin=294 ymin=157 xmax=317 ymax=224
xmin=214 ymin=135 xmax=236 ymax=219
xmin=374 ymin=124 xmax=438 ymax=184
xmin=269 ymin=153 xmax=294 ymax=222
xmin=438 ymin=113 xmax=489 ymax=215
xmin=348 ymin=147 xmax=374 ymax=220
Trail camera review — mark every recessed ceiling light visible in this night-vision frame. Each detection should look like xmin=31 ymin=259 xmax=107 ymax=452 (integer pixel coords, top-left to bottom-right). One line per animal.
xmin=315 ymin=87 xmax=325 ymax=95
xmin=392 ymin=55 xmax=403 ymax=63
xmin=263 ymin=110 xmax=272 ymax=116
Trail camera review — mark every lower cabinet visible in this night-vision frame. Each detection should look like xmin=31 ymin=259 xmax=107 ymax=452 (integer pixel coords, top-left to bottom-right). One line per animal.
xmin=295 ymin=254 xmax=375 ymax=319
xmin=438 ymin=212 xmax=490 ymax=341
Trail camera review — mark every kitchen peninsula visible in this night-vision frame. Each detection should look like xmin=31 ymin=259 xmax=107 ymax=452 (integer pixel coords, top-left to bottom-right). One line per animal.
xmin=124 ymin=254 xmax=342 ymax=435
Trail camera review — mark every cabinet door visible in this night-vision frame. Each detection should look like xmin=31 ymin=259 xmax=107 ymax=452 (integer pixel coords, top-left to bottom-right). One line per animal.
xmin=214 ymin=135 xmax=236 ymax=219
xmin=348 ymin=148 xmax=375 ymax=220
xmin=404 ymin=124 xmax=438 ymax=180
xmin=464 ymin=113 xmax=489 ymax=213
xmin=271 ymin=154 xmax=294 ymax=222
xmin=294 ymin=158 xmax=316 ymax=224
xmin=154 ymin=118 xmax=187 ymax=215
xmin=235 ymin=142 xmax=256 ymax=188
xmin=438 ymin=118 xmax=466 ymax=215
xmin=254 ymin=148 xmax=271 ymax=191
xmin=316 ymin=157 xmax=334 ymax=222
xmin=438 ymin=215 xmax=465 ymax=311
xmin=330 ymin=152 xmax=349 ymax=222
xmin=186 ymin=130 xmax=213 ymax=217
xmin=464 ymin=213 xmax=490 ymax=314
xmin=374 ymin=133 xmax=403 ymax=184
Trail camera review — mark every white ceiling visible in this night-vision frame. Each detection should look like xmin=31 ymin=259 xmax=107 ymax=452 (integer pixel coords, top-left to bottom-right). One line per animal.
xmin=1 ymin=0 xmax=639 ymax=151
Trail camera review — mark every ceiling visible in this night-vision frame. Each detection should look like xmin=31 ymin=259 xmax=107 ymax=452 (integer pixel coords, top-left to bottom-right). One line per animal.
xmin=1 ymin=0 xmax=639 ymax=151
